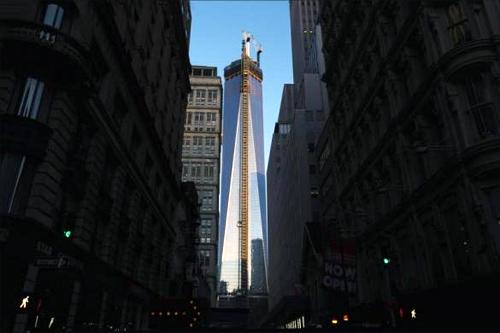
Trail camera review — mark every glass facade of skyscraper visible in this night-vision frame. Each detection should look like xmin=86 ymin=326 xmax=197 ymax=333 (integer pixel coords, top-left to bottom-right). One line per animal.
xmin=219 ymin=58 xmax=268 ymax=294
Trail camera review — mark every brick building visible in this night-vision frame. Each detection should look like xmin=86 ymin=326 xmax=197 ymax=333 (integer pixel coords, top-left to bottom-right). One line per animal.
xmin=0 ymin=0 xmax=196 ymax=332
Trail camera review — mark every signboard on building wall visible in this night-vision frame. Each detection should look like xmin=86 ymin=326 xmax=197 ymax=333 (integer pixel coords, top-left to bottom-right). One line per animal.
xmin=322 ymin=240 xmax=357 ymax=295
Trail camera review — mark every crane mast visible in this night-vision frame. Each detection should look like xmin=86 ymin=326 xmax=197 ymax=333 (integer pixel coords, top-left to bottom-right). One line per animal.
xmin=238 ymin=34 xmax=250 ymax=293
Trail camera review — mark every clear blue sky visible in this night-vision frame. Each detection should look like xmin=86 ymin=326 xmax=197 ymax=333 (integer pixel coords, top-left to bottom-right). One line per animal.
xmin=189 ymin=0 xmax=293 ymax=168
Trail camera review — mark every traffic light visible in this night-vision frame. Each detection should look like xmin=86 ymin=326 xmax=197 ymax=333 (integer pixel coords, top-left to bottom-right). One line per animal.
xmin=383 ymin=257 xmax=391 ymax=265
xmin=63 ymin=230 xmax=72 ymax=238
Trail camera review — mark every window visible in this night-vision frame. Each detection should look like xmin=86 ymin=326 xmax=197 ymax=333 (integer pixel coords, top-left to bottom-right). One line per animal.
xmin=200 ymin=220 xmax=212 ymax=243
xmin=0 ymin=154 xmax=26 ymax=213
xmin=195 ymin=89 xmax=206 ymax=105
xmin=207 ymin=89 xmax=218 ymax=105
xmin=310 ymin=187 xmax=319 ymax=198
xmin=40 ymin=4 xmax=64 ymax=41
xmin=447 ymin=2 xmax=469 ymax=45
xmin=18 ymin=78 xmax=45 ymax=119
xmin=194 ymin=112 xmax=204 ymax=125
xmin=42 ymin=4 xmax=64 ymax=28
xmin=201 ymin=191 xmax=213 ymax=210
xmin=199 ymin=250 xmax=210 ymax=266
xmin=465 ymin=75 xmax=498 ymax=137
xmin=204 ymin=165 xmax=214 ymax=179
xmin=279 ymin=123 xmax=290 ymax=135
xmin=206 ymin=112 xmax=217 ymax=124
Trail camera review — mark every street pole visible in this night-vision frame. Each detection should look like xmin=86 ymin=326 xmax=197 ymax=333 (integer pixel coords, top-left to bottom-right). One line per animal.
xmin=383 ymin=267 xmax=396 ymax=328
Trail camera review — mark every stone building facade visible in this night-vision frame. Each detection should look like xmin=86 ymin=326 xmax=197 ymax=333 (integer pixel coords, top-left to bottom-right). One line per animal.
xmin=181 ymin=65 xmax=222 ymax=307
xmin=312 ymin=0 xmax=500 ymax=329
xmin=0 ymin=0 xmax=196 ymax=332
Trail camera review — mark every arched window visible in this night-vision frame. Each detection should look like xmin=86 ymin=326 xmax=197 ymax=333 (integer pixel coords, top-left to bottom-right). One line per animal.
xmin=447 ymin=2 xmax=468 ymax=45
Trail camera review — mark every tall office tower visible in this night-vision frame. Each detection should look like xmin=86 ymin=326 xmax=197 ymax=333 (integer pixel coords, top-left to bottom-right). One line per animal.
xmin=290 ymin=0 xmax=320 ymax=82
xmin=0 ymin=1 xmax=195 ymax=332
xmin=265 ymin=0 xmax=326 ymax=325
xmin=306 ymin=0 xmax=500 ymax=329
xmin=182 ymin=66 xmax=222 ymax=307
xmin=219 ymin=33 xmax=267 ymax=295
xmin=250 ymin=239 xmax=266 ymax=294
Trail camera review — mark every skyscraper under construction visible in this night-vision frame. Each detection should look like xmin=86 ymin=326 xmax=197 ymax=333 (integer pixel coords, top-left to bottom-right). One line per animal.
xmin=219 ymin=33 xmax=267 ymax=296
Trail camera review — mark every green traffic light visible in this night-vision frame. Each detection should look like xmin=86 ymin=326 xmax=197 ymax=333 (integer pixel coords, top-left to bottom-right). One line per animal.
xmin=64 ymin=230 xmax=72 ymax=238
xmin=383 ymin=258 xmax=390 ymax=265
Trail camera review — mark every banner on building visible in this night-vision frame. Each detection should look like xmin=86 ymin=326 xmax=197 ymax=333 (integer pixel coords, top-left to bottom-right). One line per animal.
xmin=322 ymin=240 xmax=357 ymax=295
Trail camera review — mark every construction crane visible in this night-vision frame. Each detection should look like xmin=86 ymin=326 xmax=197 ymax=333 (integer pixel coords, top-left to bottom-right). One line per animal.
xmin=238 ymin=31 xmax=262 ymax=293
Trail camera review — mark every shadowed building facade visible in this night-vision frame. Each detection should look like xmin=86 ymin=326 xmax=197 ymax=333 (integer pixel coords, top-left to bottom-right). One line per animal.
xmin=266 ymin=0 xmax=328 ymax=327
xmin=0 ymin=0 xmax=197 ymax=332
xmin=308 ymin=0 xmax=500 ymax=329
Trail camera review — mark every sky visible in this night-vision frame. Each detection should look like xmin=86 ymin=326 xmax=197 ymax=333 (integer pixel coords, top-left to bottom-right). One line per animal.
xmin=188 ymin=0 xmax=293 ymax=168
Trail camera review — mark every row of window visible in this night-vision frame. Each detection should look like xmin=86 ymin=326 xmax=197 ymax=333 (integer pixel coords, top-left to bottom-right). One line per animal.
xmin=185 ymin=127 xmax=218 ymax=134
xmin=188 ymin=89 xmax=219 ymax=106
xmin=184 ymin=136 xmax=217 ymax=147
xmin=185 ymin=112 xmax=218 ymax=125
xmin=182 ymin=163 xmax=216 ymax=179
xmin=199 ymin=189 xmax=216 ymax=211
xmin=200 ymin=219 xmax=212 ymax=242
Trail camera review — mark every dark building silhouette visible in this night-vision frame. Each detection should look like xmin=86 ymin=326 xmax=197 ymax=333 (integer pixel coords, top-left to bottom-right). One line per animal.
xmin=250 ymin=239 xmax=266 ymax=294
xmin=265 ymin=0 xmax=327 ymax=328
xmin=0 ymin=0 xmax=196 ymax=332
xmin=305 ymin=0 xmax=500 ymax=330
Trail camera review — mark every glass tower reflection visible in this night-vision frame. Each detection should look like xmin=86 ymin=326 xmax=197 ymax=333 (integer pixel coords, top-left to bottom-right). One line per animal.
xmin=219 ymin=38 xmax=268 ymax=295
